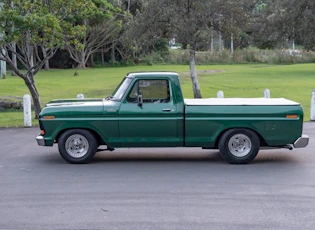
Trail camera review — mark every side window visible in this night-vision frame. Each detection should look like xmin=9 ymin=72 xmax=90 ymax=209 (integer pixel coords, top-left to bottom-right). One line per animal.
xmin=127 ymin=80 xmax=170 ymax=103
xmin=127 ymin=82 xmax=138 ymax=103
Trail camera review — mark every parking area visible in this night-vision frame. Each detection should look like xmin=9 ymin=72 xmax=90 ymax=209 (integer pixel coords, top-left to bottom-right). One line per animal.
xmin=0 ymin=123 xmax=315 ymax=229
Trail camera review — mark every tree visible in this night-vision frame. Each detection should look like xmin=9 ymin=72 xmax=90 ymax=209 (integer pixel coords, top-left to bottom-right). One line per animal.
xmin=67 ymin=0 xmax=122 ymax=68
xmin=284 ymin=0 xmax=315 ymax=50
xmin=129 ymin=0 xmax=250 ymax=98
xmin=0 ymin=0 xmax=98 ymax=118
xmin=249 ymin=1 xmax=289 ymax=49
xmin=127 ymin=0 xmax=206 ymax=97
xmin=249 ymin=0 xmax=315 ymax=50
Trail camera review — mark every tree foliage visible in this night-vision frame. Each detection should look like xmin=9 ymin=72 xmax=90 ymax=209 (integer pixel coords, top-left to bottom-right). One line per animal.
xmin=124 ymin=0 xmax=251 ymax=98
xmin=0 ymin=0 xmax=100 ymax=117
xmin=249 ymin=0 xmax=315 ymax=50
xmin=67 ymin=0 xmax=122 ymax=68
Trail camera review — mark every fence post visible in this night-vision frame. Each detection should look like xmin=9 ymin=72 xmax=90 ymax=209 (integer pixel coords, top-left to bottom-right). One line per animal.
xmin=217 ymin=91 xmax=224 ymax=98
xmin=77 ymin=94 xmax=84 ymax=99
xmin=0 ymin=48 xmax=6 ymax=79
xmin=0 ymin=1 xmax=6 ymax=79
xmin=264 ymin=89 xmax=270 ymax=98
xmin=311 ymin=89 xmax=315 ymax=121
xmin=23 ymin=94 xmax=32 ymax=127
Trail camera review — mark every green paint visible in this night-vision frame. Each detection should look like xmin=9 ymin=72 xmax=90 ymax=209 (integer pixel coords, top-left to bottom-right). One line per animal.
xmin=38 ymin=72 xmax=305 ymax=150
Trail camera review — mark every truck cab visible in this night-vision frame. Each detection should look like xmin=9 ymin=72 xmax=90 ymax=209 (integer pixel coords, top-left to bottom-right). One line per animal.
xmin=117 ymin=72 xmax=184 ymax=147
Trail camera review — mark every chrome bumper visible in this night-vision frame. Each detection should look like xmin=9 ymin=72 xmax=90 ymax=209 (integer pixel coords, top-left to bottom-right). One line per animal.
xmin=293 ymin=134 xmax=309 ymax=148
xmin=36 ymin=134 xmax=45 ymax=146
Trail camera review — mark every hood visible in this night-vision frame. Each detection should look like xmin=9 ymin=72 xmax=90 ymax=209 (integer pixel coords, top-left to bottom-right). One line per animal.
xmin=40 ymin=98 xmax=105 ymax=117
xmin=47 ymin=98 xmax=104 ymax=106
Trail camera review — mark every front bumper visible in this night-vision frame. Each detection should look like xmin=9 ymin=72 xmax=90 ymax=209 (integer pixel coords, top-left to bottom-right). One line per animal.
xmin=36 ymin=134 xmax=45 ymax=146
xmin=293 ymin=134 xmax=309 ymax=148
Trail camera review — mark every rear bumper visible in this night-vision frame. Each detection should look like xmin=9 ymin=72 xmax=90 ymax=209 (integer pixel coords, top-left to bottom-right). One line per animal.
xmin=36 ymin=134 xmax=45 ymax=146
xmin=293 ymin=134 xmax=309 ymax=148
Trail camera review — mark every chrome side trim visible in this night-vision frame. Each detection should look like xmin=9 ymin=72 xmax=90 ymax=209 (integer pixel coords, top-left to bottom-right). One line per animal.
xmin=293 ymin=134 xmax=309 ymax=148
xmin=36 ymin=134 xmax=45 ymax=146
xmin=260 ymin=145 xmax=293 ymax=150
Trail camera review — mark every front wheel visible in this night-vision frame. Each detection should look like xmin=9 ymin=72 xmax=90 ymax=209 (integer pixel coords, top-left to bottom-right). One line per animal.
xmin=218 ymin=129 xmax=260 ymax=164
xmin=58 ymin=129 xmax=97 ymax=164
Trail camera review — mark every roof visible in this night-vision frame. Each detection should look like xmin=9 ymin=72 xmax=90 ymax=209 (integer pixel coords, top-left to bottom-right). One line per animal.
xmin=126 ymin=72 xmax=178 ymax=78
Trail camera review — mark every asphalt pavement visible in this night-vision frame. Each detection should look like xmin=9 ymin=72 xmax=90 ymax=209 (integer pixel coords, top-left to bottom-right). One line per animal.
xmin=0 ymin=123 xmax=315 ymax=230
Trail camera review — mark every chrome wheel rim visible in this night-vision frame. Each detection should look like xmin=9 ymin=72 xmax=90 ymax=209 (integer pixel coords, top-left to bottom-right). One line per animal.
xmin=65 ymin=134 xmax=89 ymax=158
xmin=228 ymin=134 xmax=252 ymax=157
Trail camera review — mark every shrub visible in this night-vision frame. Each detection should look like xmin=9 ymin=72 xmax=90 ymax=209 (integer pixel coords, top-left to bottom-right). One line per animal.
xmin=116 ymin=48 xmax=315 ymax=66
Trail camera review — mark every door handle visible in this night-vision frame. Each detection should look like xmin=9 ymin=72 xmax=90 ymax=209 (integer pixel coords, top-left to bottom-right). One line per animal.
xmin=162 ymin=108 xmax=171 ymax=112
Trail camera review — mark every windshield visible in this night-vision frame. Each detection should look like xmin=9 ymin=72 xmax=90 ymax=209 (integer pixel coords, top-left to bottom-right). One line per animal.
xmin=109 ymin=77 xmax=133 ymax=100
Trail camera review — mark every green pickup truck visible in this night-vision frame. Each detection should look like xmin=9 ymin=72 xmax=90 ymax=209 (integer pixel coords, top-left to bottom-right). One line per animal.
xmin=36 ymin=72 xmax=309 ymax=164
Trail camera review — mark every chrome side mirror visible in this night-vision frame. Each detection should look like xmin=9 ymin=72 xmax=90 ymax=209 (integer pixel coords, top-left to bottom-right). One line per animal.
xmin=137 ymin=92 xmax=143 ymax=106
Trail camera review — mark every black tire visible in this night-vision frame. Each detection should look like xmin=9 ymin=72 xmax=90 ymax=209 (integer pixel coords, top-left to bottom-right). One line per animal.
xmin=58 ymin=129 xmax=98 ymax=164
xmin=218 ymin=129 xmax=260 ymax=164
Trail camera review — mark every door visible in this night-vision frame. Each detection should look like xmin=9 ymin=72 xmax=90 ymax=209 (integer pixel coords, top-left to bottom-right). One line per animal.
xmin=119 ymin=79 xmax=179 ymax=147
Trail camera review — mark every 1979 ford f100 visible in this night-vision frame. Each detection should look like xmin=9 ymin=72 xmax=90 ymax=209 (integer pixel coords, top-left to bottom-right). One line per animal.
xmin=36 ymin=72 xmax=309 ymax=164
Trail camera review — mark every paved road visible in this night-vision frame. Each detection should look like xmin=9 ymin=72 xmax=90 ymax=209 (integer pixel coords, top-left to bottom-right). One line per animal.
xmin=1 ymin=123 xmax=315 ymax=230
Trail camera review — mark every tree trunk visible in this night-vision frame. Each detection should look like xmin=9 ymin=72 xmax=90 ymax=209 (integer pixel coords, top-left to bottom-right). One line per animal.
xmin=127 ymin=0 xmax=131 ymax=12
xmin=209 ymin=27 xmax=214 ymax=56
xmin=41 ymin=47 xmax=50 ymax=70
xmin=111 ymin=42 xmax=116 ymax=62
xmin=101 ymin=46 xmax=105 ymax=65
xmin=292 ymin=28 xmax=295 ymax=50
xmin=24 ymin=77 xmax=42 ymax=119
xmin=90 ymin=53 xmax=94 ymax=67
xmin=77 ymin=62 xmax=86 ymax=68
xmin=11 ymin=43 xmax=17 ymax=76
xmin=77 ymin=50 xmax=86 ymax=68
xmin=29 ymin=53 xmax=35 ymax=85
xmin=189 ymin=48 xmax=202 ymax=98
xmin=231 ymin=33 xmax=234 ymax=55
xmin=219 ymin=15 xmax=222 ymax=54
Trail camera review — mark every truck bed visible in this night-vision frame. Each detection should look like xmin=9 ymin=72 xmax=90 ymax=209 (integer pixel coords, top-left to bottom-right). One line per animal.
xmin=184 ymin=98 xmax=303 ymax=148
xmin=184 ymin=98 xmax=300 ymax=106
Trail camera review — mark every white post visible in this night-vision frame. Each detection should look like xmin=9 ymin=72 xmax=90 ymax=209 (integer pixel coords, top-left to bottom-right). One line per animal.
xmin=77 ymin=94 xmax=84 ymax=99
xmin=217 ymin=91 xmax=224 ymax=98
xmin=0 ymin=48 xmax=6 ymax=79
xmin=23 ymin=94 xmax=32 ymax=127
xmin=264 ymin=89 xmax=270 ymax=98
xmin=311 ymin=89 xmax=315 ymax=121
xmin=0 ymin=2 xmax=6 ymax=79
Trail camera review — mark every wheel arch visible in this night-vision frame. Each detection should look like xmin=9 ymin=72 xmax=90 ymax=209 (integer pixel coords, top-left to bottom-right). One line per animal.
xmin=214 ymin=127 xmax=267 ymax=149
xmin=55 ymin=128 xmax=106 ymax=146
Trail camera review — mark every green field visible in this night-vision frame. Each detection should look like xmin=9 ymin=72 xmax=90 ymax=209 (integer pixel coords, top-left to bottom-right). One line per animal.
xmin=1 ymin=63 xmax=315 ymax=127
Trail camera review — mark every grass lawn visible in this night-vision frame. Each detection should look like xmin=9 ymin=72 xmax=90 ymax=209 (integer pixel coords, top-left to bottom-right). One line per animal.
xmin=0 ymin=63 xmax=314 ymax=127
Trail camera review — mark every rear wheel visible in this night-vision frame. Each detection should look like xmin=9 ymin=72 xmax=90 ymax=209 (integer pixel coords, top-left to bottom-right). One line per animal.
xmin=218 ymin=129 xmax=260 ymax=164
xmin=58 ymin=129 xmax=97 ymax=164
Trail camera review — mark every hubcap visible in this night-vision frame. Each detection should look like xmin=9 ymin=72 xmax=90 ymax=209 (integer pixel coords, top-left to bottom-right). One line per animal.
xmin=65 ymin=134 xmax=89 ymax=158
xmin=228 ymin=134 xmax=252 ymax=157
